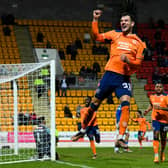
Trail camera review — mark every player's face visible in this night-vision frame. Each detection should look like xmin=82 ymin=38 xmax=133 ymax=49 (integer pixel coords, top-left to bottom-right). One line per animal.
xmin=155 ymin=83 xmax=163 ymax=94
xmin=120 ymin=15 xmax=134 ymax=34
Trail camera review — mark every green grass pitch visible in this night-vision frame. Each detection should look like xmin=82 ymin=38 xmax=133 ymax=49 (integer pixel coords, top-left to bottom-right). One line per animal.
xmin=1 ymin=147 xmax=168 ymax=168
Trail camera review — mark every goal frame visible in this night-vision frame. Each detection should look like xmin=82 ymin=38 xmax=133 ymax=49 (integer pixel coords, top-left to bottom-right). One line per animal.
xmin=0 ymin=60 xmax=56 ymax=164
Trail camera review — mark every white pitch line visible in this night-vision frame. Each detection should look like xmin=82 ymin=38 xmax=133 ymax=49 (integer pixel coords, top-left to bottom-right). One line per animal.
xmin=56 ymin=160 xmax=95 ymax=168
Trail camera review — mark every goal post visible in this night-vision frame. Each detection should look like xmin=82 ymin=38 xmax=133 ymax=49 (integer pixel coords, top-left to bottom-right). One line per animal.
xmin=0 ymin=60 xmax=55 ymax=164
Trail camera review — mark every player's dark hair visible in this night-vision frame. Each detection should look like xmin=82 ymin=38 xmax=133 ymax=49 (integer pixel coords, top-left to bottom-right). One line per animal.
xmin=120 ymin=12 xmax=136 ymax=22
xmin=155 ymin=81 xmax=163 ymax=85
xmin=119 ymin=0 xmax=137 ymax=33
xmin=120 ymin=0 xmax=136 ymax=21
xmin=137 ymin=110 xmax=142 ymax=116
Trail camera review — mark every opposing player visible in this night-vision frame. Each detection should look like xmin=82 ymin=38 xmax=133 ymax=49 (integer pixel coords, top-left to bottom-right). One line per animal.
xmin=114 ymin=105 xmax=132 ymax=153
xmin=132 ymin=110 xmax=151 ymax=148
xmin=80 ymin=96 xmax=100 ymax=159
xmin=144 ymin=82 xmax=167 ymax=163
xmin=72 ymin=9 xmax=146 ymax=148
xmin=33 ymin=117 xmax=59 ymax=160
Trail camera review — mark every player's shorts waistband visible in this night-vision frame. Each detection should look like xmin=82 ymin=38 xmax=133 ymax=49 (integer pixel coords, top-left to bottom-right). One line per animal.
xmin=105 ymin=71 xmax=130 ymax=79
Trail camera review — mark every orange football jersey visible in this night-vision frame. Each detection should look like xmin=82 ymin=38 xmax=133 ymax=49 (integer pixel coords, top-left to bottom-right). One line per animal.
xmin=156 ymin=95 xmax=168 ymax=124
xmin=133 ymin=117 xmax=151 ymax=132
xmin=92 ymin=21 xmax=146 ymax=76
xmin=80 ymin=107 xmax=97 ymax=126
xmin=150 ymin=94 xmax=167 ymax=121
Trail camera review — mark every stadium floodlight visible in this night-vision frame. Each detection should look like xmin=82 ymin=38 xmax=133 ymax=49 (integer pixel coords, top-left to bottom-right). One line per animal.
xmin=0 ymin=60 xmax=55 ymax=164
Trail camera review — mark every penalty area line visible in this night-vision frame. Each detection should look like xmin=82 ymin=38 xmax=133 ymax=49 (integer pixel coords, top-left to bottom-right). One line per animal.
xmin=55 ymin=160 xmax=95 ymax=168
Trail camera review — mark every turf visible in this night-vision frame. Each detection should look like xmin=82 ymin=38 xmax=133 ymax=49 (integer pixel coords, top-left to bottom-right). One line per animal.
xmin=1 ymin=147 xmax=168 ymax=168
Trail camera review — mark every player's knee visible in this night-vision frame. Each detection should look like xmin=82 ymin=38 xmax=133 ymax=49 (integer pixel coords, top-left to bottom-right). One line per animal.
xmin=121 ymin=101 xmax=130 ymax=107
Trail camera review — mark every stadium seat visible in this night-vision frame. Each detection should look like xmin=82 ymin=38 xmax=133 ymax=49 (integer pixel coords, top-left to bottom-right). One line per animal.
xmin=61 ymin=97 xmax=67 ymax=104
xmin=67 ymin=97 xmax=73 ymax=104
xmin=102 ymin=118 xmax=108 ymax=125
xmin=67 ymin=118 xmax=73 ymax=125
xmin=0 ymin=125 xmax=8 ymax=132
xmin=105 ymin=125 xmax=111 ymax=131
xmin=72 ymin=97 xmax=78 ymax=104
xmin=72 ymin=118 xmax=79 ymax=125
xmin=106 ymin=111 xmax=112 ymax=118
xmin=8 ymin=125 xmax=14 ymax=132
xmin=62 ymin=125 xmax=69 ymax=131
xmin=108 ymin=118 xmax=115 ymax=125
xmin=56 ymin=118 xmax=61 ymax=125
xmin=99 ymin=112 xmax=106 ymax=118
xmin=58 ymin=111 xmax=64 ymax=118
xmin=19 ymin=125 xmax=27 ymax=132
xmin=69 ymin=104 xmax=75 ymax=111
xmin=78 ymin=97 xmax=84 ymax=104
xmin=88 ymin=90 xmax=94 ymax=97
xmin=97 ymin=118 xmax=103 ymax=125
xmin=113 ymin=97 xmax=119 ymax=104
xmin=131 ymin=104 xmax=138 ymax=111
xmin=56 ymin=125 xmax=63 ymax=131
xmin=61 ymin=118 xmax=67 ymax=125
xmin=130 ymin=98 xmax=135 ymax=104
xmin=76 ymin=90 xmax=82 ymax=97
xmin=27 ymin=125 xmax=33 ymax=132
xmin=82 ymin=90 xmax=87 ymax=97
xmin=69 ymin=125 xmax=77 ymax=131
xmin=70 ymin=90 xmax=76 ymax=97
xmin=98 ymin=105 xmax=103 ymax=111
xmin=99 ymin=125 xmax=105 ymax=131
xmin=66 ymin=90 xmax=71 ymax=96
xmin=71 ymin=110 xmax=76 ymax=117
xmin=103 ymin=104 xmax=109 ymax=111
xmin=56 ymin=104 xmax=63 ymax=111
xmin=109 ymin=105 xmax=115 ymax=111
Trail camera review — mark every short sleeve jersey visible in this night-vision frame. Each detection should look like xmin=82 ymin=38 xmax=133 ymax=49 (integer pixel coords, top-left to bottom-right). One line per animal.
xmin=156 ymin=95 xmax=168 ymax=124
xmin=150 ymin=93 xmax=167 ymax=121
xmin=92 ymin=22 xmax=146 ymax=76
xmin=133 ymin=118 xmax=150 ymax=132
xmin=80 ymin=107 xmax=97 ymax=126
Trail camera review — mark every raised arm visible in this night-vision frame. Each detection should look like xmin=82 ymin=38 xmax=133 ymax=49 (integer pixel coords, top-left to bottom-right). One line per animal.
xmin=92 ymin=9 xmax=113 ymax=42
xmin=92 ymin=10 xmax=104 ymax=42
xmin=93 ymin=9 xmax=102 ymax=22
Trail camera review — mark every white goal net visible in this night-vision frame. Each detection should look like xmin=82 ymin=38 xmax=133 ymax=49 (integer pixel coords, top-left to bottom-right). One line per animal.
xmin=0 ymin=60 xmax=55 ymax=164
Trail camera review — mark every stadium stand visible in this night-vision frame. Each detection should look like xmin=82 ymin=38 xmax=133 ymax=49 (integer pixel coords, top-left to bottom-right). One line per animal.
xmin=1 ymin=16 xmax=168 ymax=133
xmin=0 ymin=80 xmax=34 ymax=132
